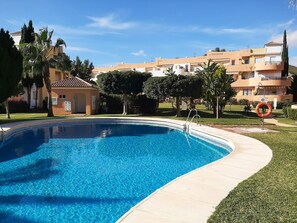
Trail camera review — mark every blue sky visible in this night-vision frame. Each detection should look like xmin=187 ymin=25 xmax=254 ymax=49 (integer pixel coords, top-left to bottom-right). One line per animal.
xmin=1 ymin=0 xmax=297 ymax=67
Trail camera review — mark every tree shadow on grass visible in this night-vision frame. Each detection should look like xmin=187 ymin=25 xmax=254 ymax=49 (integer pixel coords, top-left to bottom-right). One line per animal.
xmin=0 ymin=159 xmax=60 ymax=186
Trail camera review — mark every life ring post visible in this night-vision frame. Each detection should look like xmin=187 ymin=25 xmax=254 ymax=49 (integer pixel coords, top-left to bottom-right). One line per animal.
xmin=255 ymin=102 xmax=272 ymax=119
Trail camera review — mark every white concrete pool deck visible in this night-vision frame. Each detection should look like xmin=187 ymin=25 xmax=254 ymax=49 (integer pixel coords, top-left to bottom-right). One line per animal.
xmin=1 ymin=117 xmax=273 ymax=223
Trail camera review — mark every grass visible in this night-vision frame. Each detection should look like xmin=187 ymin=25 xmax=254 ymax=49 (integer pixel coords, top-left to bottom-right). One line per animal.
xmin=1 ymin=103 xmax=296 ymax=222
xmin=0 ymin=113 xmax=68 ymax=125
xmin=208 ymin=127 xmax=297 ymax=223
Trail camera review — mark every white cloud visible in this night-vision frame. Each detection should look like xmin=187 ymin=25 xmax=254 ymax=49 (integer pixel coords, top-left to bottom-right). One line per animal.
xmin=47 ymin=24 xmax=121 ymax=36
xmin=87 ymin=14 xmax=137 ymax=30
xmin=66 ymin=46 xmax=115 ymax=56
xmin=277 ymin=19 xmax=295 ymax=29
xmin=200 ymin=27 xmax=256 ymax=35
xmin=271 ymin=29 xmax=297 ymax=48
xmin=131 ymin=50 xmax=147 ymax=57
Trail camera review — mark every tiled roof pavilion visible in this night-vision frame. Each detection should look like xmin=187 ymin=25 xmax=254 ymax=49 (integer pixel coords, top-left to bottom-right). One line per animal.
xmin=52 ymin=76 xmax=97 ymax=88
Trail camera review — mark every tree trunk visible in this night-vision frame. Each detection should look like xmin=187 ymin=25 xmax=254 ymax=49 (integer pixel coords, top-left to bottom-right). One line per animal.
xmin=189 ymin=97 xmax=195 ymax=109
xmin=176 ymin=96 xmax=181 ymax=117
xmin=35 ymin=88 xmax=39 ymax=109
xmin=5 ymin=100 xmax=10 ymax=119
xmin=27 ymin=86 xmax=32 ymax=109
xmin=43 ymin=65 xmax=54 ymax=117
xmin=122 ymin=94 xmax=128 ymax=115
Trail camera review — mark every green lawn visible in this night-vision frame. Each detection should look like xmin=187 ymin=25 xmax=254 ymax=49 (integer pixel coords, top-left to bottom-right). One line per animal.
xmin=0 ymin=103 xmax=296 ymax=222
xmin=208 ymin=126 xmax=297 ymax=223
xmin=0 ymin=113 xmax=49 ymax=124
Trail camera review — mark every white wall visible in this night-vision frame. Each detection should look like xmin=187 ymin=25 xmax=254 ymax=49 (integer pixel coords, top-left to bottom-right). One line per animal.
xmin=265 ymin=55 xmax=282 ymax=64
xmin=266 ymin=46 xmax=282 ymax=54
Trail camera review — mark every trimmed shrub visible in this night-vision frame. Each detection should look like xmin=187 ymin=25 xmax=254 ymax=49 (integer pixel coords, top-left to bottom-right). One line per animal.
xmin=276 ymin=101 xmax=292 ymax=109
xmin=228 ymin=98 xmax=238 ymax=105
xmin=282 ymin=106 xmax=288 ymax=117
xmin=129 ymin=95 xmax=157 ymax=114
xmin=286 ymin=108 xmax=297 ymax=120
xmin=7 ymin=100 xmax=30 ymax=113
xmin=239 ymin=99 xmax=249 ymax=106
xmin=105 ymin=94 xmax=123 ymax=114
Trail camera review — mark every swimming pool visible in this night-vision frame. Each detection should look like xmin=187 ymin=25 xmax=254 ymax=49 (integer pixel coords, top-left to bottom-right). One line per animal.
xmin=0 ymin=119 xmax=230 ymax=222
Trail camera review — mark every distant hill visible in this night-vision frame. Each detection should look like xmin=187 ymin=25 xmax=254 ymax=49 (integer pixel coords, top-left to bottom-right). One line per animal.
xmin=289 ymin=65 xmax=297 ymax=76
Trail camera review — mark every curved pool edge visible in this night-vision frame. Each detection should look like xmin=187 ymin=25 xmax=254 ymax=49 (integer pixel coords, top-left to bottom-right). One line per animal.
xmin=1 ymin=117 xmax=273 ymax=223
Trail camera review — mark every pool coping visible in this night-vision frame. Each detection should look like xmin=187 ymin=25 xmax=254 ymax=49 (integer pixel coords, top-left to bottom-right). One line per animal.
xmin=1 ymin=117 xmax=272 ymax=223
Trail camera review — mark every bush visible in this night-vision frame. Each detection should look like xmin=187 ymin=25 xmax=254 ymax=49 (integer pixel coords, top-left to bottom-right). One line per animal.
xmin=282 ymin=106 xmax=288 ymax=117
xmin=7 ymin=100 xmax=30 ymax=113
xmin=276 ymin=101 xmax=292 ymax=109
xmin=284 ymin=107 xmax=297 ymax=120
xmin=129 ymin=95 xmax=157 ymax=114
xmin=251 ymin=101 xmax=260 ymax=108
xmin=105 ymin=94 xmax=123 ymax=114
xmin=228 ymin=98 xmax=238 ymax=105
xmin=100 ymin=94 xmax=158 ymax=114
xmin=239 ymin=99 xmax=249 ymax=106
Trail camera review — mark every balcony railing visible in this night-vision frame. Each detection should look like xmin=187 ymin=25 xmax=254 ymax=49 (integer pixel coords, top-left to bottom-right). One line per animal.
xmin=254 ymin=62 xmax=283 ymax=71
xmin=232 ymin=76 xmax=291 ymax=88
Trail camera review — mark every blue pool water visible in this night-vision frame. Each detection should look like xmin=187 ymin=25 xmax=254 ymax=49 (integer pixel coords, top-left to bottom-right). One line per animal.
xmin=0 ymin=122 xmax=229 ymax=223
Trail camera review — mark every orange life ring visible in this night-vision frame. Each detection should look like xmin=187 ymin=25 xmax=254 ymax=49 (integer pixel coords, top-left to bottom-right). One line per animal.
xmin=255 ymin=102 xmax=272 ymax=118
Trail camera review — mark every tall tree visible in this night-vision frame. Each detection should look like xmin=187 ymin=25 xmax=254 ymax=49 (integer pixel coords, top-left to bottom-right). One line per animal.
xmin=20 ymin=20 xmax=36 ymax=108
xmin=143 ymin=75 xmax=202 ymax=116
xmin=33 ymin=74 xmax=44 ymax=108
xmin=97 ymin=70 xmax=151 ymax=115
xmin=195 ymin=60 xmax=236 ymax=118
xmin=0 ymin=29 xmax=23 ymax=118
xmin=282 ymin=30 xmax=289 ymax=77
xmin=22 ymin=27 xmax=68 ymax=117
xmin=71 ymin=56 xmax=94 ymax=81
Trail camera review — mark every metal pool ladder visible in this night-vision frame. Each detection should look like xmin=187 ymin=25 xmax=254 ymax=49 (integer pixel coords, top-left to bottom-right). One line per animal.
xmin=184 ymin=109 xmax=201 ymax=132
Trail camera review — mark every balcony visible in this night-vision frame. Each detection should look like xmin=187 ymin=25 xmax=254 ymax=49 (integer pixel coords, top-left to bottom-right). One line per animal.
xmin=235 ymin=94 xmax=293 ymax=102
xmin=231 ymin=77 xmax=291 ymax=88
xmin=254 ymin=62 xmax=284 ymax=71
xmin=226 ymin=64 xmax=254 ymax=72
xmin=258 ymin=77 xmax=291 ymax=87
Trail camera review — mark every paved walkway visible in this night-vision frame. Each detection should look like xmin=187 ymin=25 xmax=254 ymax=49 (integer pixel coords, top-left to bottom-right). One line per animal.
xmin=264 ymin=118 xmax=297 ymax=127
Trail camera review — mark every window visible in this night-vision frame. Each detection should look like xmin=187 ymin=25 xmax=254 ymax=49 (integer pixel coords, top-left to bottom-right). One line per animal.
xmin=255 ymin=57 xmax=263 ymax=63
xmin=243 ymin=89 xmax=252 ymax=96
xmin=52 ymin=97 xmax=58 ymax=105
xmin=231 ymin=60 xmax=235 ymax=65
xmin=243 ymin=58 xmax=249 ymax=64
xmin=185 ymin=64 xmax=189 ymax=72
xmin=59 ymin=95 xmax=66 ymax=99
xmin=55 ymin=72 xmax=61 ymax=81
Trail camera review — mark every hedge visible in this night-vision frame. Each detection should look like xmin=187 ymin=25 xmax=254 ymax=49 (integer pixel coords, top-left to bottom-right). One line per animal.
xmin=0 ymin=100 xmax=30 ymax=113
xmin=283 ymin=107 xmax=297 ymax=120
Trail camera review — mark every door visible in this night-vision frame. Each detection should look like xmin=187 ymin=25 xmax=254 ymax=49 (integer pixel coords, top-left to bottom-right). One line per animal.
xmin=74 ymin=93 xmax=86 ymax=113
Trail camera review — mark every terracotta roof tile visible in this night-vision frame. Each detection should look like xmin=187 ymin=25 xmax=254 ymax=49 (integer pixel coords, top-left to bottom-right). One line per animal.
xmin=52 ymin=77 xmax=96 ymax=88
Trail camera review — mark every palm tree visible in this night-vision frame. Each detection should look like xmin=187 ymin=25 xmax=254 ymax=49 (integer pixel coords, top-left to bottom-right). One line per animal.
xmin=22 ymin=27 xmax=68 ymax=117
xmin=164 ymin=66 xmax=176 ymax=76
xmin=195 ymin=60 xmax=236 ymax=118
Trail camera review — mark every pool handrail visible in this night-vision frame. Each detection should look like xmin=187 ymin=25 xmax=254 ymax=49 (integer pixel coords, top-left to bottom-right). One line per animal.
xmin=184 ymin=109 xmax=201 ymax=132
